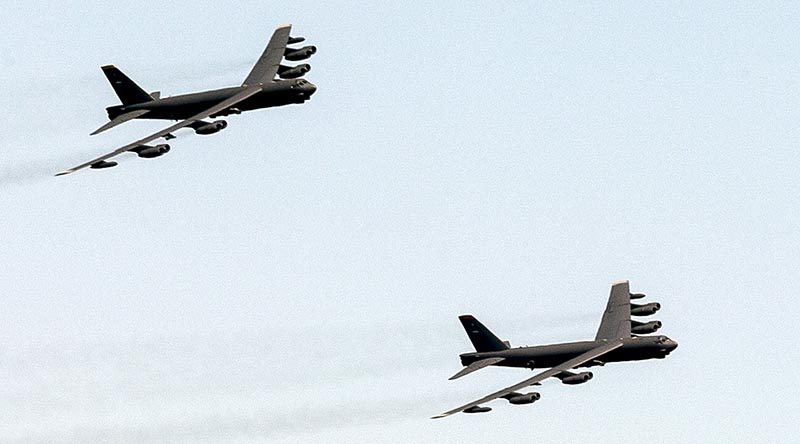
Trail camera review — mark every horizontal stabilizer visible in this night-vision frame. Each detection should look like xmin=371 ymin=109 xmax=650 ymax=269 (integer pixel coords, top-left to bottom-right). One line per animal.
xmin=449 ymin=357 xmax=505 ymax=380
xmin=91 ymin=109 xmax=149 ymax=135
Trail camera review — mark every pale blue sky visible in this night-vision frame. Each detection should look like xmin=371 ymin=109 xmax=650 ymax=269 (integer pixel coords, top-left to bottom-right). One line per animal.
xmin=1 ymin=1 xmax=798 ymax=443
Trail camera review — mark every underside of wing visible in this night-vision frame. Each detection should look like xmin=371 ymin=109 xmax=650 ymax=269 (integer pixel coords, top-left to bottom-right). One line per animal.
xmin=431 ymin=340 xmax=622 ymax=419
xmin=242 ymin=24 xmax=292 ymax=86
xmin=56 ymin=86 xmax=261 ymax=176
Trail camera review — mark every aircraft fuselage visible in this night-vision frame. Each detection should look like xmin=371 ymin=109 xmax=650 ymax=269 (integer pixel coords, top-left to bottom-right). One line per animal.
xmin=106 ymin=80 xmax=316 ymax=121
xmin=459 ymin=335 xmax=678 ymax=370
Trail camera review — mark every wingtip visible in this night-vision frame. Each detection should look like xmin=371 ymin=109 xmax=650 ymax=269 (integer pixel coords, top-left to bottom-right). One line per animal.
xmin=55 ymin=170 xmax=72 ymax=177
xmin=430 ymin=414 xmax=447 ymax=420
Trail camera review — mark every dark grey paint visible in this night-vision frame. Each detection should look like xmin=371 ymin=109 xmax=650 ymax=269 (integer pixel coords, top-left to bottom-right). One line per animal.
xmin=435 ymin=281 xmax=677 ymax=417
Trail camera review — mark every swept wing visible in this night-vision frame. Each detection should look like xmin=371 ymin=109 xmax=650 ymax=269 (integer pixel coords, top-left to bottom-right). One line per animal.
xmin=431 ymin=340 xmax=622 ymax=419
xmin=242 ymin=24 xmax=292 ymax=86
xmin=595 ymin=280 xmax=632 ymax=340
xmin=56 ymin=86 xmax=260 ymax=176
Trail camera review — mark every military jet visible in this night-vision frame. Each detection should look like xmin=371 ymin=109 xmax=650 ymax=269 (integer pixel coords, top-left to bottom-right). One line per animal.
xmin=56 ymin=24 xmax=317 ymax=176
xmin=432 ymin=280 xmax=677 ymax=418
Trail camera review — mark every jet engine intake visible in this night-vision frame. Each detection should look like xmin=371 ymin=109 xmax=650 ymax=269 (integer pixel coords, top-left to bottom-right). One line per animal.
xmin=284 ymin=45 xmax=317 ymax=61
xmin=631 ymin=320 xmax=662 ymax=334
xmin=131 ymin=144 xmax=170 ymax=158
xmin=277 ymin=64 xmax=311 ymax=79
xmin=193 ymin=120 xmax=228 ymax=135
xmin=560 ymin=372 xmax=593 ymax=385
xmin=631 ymin=302 xmax=661 ymax=316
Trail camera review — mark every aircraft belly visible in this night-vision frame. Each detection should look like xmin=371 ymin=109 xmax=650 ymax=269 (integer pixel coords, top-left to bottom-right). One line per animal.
xmin=507 ymin=353 xmax=580 ymax=369
xmin=504 ymin=342 xmax=600 ymax=369
xmin=137 ymin=102 xmax=218 ymax=120
xmin=237 ymin=93 xmax=294 ymax=111
xmin=127 ymin=90 xmax=296 ymax=119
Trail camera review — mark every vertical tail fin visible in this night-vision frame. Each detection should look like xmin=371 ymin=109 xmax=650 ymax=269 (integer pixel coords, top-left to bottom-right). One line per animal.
xmin=459 ymin=315 xmax=509 ymax=352
xmin=101 ymin=65 xmax=153 ymax=106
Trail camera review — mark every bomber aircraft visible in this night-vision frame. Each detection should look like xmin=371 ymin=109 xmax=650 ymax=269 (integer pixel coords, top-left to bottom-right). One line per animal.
xmin=432 ymin=280 xmax=677 ymax=418
xmin=56 ymin=24 xmax=316 ymax=176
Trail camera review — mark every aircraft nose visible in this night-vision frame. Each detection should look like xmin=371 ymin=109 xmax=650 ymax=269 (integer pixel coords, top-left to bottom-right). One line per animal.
xmin=305 ymin=83 xmax=317 ymax=94
xmin=668 ymin=340 xmax=678 ymax=351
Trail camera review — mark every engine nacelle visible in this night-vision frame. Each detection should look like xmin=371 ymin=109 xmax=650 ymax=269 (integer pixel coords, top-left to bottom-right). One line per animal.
xmin=464 ymin=406 xmax=491 ymax=414
xmin=631 ymin=320 xmax=662 ymax=334
xmin=287 ymin=36 xmax=305 ymax=44
xmin=194 ymin=120 xmax=227 ymax=135
xmin=629 ymin=292 xmax=646 ymax=300
xmin=277 ymin=64 xmax=311 ymax=79
xmin=90 ymin=160 xmax=118 ymax=169
xmin=631 ymin=302 xmax=661 ymax=316
xmin=506 ymin=392 xmax=541 ymax=405
xmin=284 ymin=45 xmax=317 ymax=61
xmin=560 ymin=372 xmax=593 ymax=385
xmin=131 ymin=144 xmax=170 ymax=158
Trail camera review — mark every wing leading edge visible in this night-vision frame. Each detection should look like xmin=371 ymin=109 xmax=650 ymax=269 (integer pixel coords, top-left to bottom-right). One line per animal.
xmin=431 ymin=340 xmax=623 ymax=419
xmin=56 ymin=86 xmax=261 ymax=176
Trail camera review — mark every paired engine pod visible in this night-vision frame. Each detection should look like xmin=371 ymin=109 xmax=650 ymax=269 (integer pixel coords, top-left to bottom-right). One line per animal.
xmin=130 ymin=144 xmax=170 ymax=158
xmin=193 ymin=120 xmax=228 ymax=135
xmin=90 ymin=160 xmax=118 ymax=169
xmin=284 ymin=45 xmax=317 ymax=61
xmin=463 ymin=406 xmax=492 ymax=414
xmin=631 ymin=302 xmax=661 ymax=316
